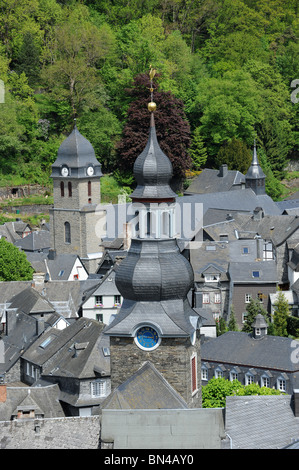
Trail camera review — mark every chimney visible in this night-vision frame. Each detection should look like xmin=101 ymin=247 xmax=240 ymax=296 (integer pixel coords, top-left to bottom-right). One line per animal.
xmin=253 ymin=207 xmax=264 ymax=221
xmin=0 ymin=384 xmax=6 ymax=403
xmin=219 ymin=164 xmax=228 ymax=177
xmin=48 ymin=249 xmax=56 ymax=260
xmin=293 ymin=390 xmax=299 ymax=417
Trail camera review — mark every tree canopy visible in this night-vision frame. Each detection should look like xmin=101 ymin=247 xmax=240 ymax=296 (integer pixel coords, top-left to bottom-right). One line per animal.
xmin=0 ymin=0 xmax=297 ymax=195
xmin=0 ymin=237 xmax=33 ymax=281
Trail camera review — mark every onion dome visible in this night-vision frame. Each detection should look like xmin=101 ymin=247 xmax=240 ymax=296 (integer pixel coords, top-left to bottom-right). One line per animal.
xmin=115 ymin=238 xmax=194 ymax=302
xmin=130 ymin=113 xmax=176 ymax=201
xmin=51 ymin=124 xmax=102 ymax=178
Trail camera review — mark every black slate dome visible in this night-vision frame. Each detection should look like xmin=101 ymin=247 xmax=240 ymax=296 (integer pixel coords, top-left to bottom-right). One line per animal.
xmin=130 ymin=114 xmax=176 ymax=201
xmin=51 ymin=124 xmax=102 ymax=178
xmin=115 ymin=238 xmax=194 ymax=301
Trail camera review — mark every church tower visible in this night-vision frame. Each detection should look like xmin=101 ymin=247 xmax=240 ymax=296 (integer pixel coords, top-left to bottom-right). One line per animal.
xmin=104 ymin=70 xmax=202 ymax=408
xmin=245 ymin=140 xmax=266 ymax=195
xmin=49 ymin=123 xmax=105 ymax=272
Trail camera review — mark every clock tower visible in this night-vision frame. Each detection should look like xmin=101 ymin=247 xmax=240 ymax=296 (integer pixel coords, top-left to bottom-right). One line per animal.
xmin=104 ymin=72 xmax=202 ymax=407
xmin=49 ymin=123 xmax=106 ymax=272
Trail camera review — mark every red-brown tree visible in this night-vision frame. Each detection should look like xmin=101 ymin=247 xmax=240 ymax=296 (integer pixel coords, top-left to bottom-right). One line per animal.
xmin=116 ymin=73 xmax=192 ymax=189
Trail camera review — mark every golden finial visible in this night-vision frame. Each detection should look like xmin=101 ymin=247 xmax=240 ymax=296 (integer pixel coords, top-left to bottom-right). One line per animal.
xmin=148 ymin=65 xmax=157 ymax=112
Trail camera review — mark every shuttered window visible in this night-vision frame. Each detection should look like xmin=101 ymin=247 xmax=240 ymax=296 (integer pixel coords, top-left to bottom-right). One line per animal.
xmin=191 ymin=355 xmax=197 ymax=393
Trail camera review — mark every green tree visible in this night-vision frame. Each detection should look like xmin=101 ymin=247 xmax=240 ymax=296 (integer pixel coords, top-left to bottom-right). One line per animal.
xmin=0 ymin=238 xmax=33 ymax=281
xmin=189 ymin=127 xmax=207 ymax=170
xmin=242 ymin=298 xmax=269 ymax=333
xmin=215 ymin=137 xmax=252 ymax=174
xmin=41 ymin=4 xmax=116 ymax=123
xmin=202 ymin=377 xmax=281 ymax=408
xmin=216 ymin=317 xmax=227 ymax=336
xmin=227 ymin=305 xmax=238 ymax=332
xmin=273 ymin=291 xmax=290 ymax=337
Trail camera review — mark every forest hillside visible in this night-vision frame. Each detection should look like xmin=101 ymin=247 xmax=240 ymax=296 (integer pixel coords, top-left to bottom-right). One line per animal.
xmin=0 ymin=0 xmax=298 ymax=200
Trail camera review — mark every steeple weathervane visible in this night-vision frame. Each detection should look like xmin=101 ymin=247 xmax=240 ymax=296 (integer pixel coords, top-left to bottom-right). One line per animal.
xmin=148 ymin=65 xmax=157 ymax=113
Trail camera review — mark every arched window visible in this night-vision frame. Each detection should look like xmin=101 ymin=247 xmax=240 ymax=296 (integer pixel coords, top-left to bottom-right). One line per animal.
xmin=64 ymin=222 xmax=71 ymax=244
xmin=88 ymin=180 xmax=92 ymax=197
xmin=60 ymin=181 xmax=64 ymax=197
xmin=68 ymin=181 xmax=72 ymax=197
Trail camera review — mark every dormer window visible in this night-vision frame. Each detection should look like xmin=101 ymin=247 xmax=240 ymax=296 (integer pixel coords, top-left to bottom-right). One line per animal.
xmin=205 ymin=274 xmax=219 ymax=282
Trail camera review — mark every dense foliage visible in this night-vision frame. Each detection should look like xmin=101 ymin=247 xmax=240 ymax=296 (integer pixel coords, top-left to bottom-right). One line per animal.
xmin=0 ymin=0 xmax=298 ymax=195
xmin=202 ymin=377 xmax=281 ymax=408
xmin=0 ymin=237 xmax=33 ymax=281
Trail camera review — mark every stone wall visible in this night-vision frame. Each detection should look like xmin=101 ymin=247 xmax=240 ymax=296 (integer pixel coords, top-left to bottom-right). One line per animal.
xmin=110 ymin=335 xmax=201 ymax=408
xmin=0 ymin=416 xmax=101 ymax=449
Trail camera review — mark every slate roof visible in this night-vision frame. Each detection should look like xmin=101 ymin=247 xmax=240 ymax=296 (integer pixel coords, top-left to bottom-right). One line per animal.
xmin=288 ymin=246 xmax=299 ymax=271
xmin=51 ymin=124 xmax=102 ymax=179
xmin=0 ymin=221 xmax=31 ymax=244
xmin=0 ymin=383 xmax=64 ymax=421
xmin=8 ymin=286 xmax=55 ymax=315
xmin=229 ymin=260 xmax=277 ymax=284
xmin=190 ymin=241 xmax=230 ymax=283
xmin=201 ymin=331 xmax=299 ymax=372
xmin=181 ymin=189 xmax=281 ymax=218
xmin=23 ymin=317 xmax=110 ymax=380
xmin=89 ymin=268 xmax=119 ymax=297
xmin=0 ymin=310 xmax=41 ymax=375
xmin=130 ymin=113 xmax=176 ymax=201
xmin=102 ymin=361 xmax=188 ymax=410
xmin=115 ymin=238 xmax=194 ymax=302
xmin=225 ymin=395 xmax=299 ymax=449
xmin=233 ymin=212 xmax=299 ymax=246
xmin=185 ymin=167 xmax=245 ymax=195
xmin=104 ymin=297 xmax=201 ymax=337
xmin=14 ymin=230 xmax=50 ymax=252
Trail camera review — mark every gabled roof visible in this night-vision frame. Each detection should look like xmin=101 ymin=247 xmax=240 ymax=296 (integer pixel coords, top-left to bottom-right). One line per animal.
xmin=201 ymin=331 xmax=299 ymax=371
xmin=185 ymin=167 xmax=245 ymax=195
xmin=14 ymin=230 xmax=50 ymax=252
xmin=23 ymin=317 xmax=110 ymax=380
xmin=102 ymin=361 xmax=188 ymax=410
xmin=233 ymin=213 xmax=299 ymax=246
xmin=0 ymin=309 xmax=41 ymax=375
xmin=0 ymin=383 xmax=64 ymax=421
xmin=8 ymin=286 xmax=55 ymax=315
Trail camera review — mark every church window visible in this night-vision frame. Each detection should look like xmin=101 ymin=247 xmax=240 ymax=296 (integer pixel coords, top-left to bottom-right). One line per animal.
xmin=60 ymin=181 xmax=64 ymax=197
xmin=88 ymin=180 xmax=92 ymax=197
xmin=64 ymin=222 xmax=71 ymax=244
xmin=191 ymin=354 xmax=198 ymax=394
xmin=68 ymin=181 xmax=72 ymax=197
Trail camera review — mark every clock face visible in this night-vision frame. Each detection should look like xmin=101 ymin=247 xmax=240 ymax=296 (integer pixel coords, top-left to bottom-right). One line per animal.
xmin=87 ymin=166 xmax=94 ymax=176
xmin=61 ymin=166 xmax=69 ymax=177
xmin=135 ymin=326 xmax=160 ymax=351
